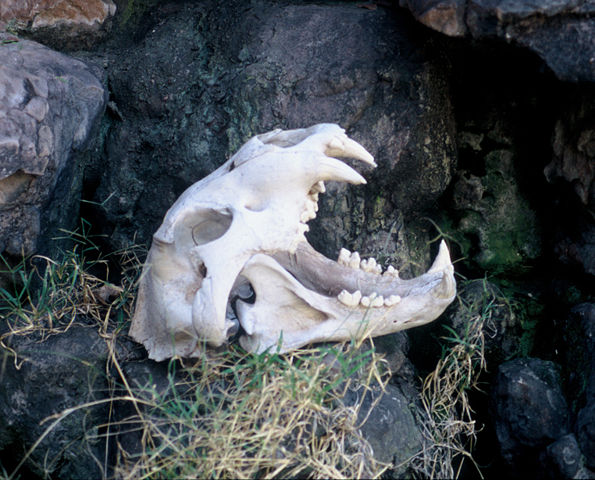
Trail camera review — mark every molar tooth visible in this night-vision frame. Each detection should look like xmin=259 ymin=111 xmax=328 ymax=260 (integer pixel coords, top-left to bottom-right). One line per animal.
xmin=388 ymin=295 xmax=401 ymax=305
xmin=370 ymin=295 xmax=384 ymax=308
xmin=298 ymin=223 xmax=310 ymax=235
xmin=349 ymin=252 xmax=361 ymax=269
xmin=329 ymin=137 xmax=344 ymax=151
xmin=338 ymin=289 xmax=355 ymax=306
xmin=338 ymin=248 xmax=351 ymax=266
xmin=360 ymin=296 xmax=371 ymax=307
xmin=310 ymin=180 xmax=325 ymax=194
xmin=383 ymin=265 xmax=399 ymax=278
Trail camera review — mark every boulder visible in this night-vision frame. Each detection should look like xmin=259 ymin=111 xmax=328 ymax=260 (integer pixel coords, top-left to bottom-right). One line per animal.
xmin=545 ymin=92 xmax=595 ymax=275
xmin=0 ymin=36 xmax=106 ymax=258
xmin=490 ymin=357 xmax=570 ymax=474
xmin=0 ymin=0 xmax=116 ymax=50
xmin=344 ymin=382 xmax=424 ymax=478
xmin=0 ymin=326 xmax=111 ymax=479
xmin=563 ymin=303 xmax=595 ymax=470
xmin=399 ymin=0 xmax=595 ymax=82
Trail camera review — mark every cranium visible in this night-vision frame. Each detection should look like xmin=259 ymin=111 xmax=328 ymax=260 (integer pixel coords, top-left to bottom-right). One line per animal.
xmin=130 ymin=124 xmax=456 ymax=360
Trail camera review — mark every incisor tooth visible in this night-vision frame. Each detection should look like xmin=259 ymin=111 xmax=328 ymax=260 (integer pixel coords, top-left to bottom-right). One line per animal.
xmin=349 ymin=252 xmax=361 ymax=269
xmin=338 ymin=248 xmax=351 ymax=265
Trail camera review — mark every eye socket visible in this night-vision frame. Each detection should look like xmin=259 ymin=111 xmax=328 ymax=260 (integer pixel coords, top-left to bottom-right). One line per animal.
xmin=191 ymin=213 xmax=233 ymax=245
xmin=175 ymin=208 xmax=233 ymax=249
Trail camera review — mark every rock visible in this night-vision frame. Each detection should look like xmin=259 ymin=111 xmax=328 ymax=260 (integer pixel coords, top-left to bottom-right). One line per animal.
xmin=400 ymin=0 xmax=595 ymax=82
xmin=452 ymin=148 xmax=542 ymax=273
xmin=545 ymin=92 xmax=595 ymax=275
xmin=0 ymin=326 xmax=110 ymax=479
xmin=345 ymin=382 xmax=424 ymax=478
xmin=490 ymin=357 xmax=570 ymax=474
xmin=448 ymin=279 xmax=529 ymax=364
xmin=0 ymin=36 xmax=106 ymax=258
xmin=88 ymin=0 xmax=456 ymax=276
xmin=542 ymin=434 xmax=587 ymax=479
xmin=564 ymin=303 xmax=595 ymax=470
xmin=0 ymin=0 xmax=116 ymax=50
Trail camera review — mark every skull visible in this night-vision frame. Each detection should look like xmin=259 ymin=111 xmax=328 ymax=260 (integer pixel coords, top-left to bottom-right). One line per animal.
xmin=129 ymin=124 xmax=456 ymax=360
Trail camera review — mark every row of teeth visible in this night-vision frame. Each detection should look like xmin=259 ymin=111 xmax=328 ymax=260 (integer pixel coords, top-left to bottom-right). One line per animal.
xmin=300 ymin=181 xmax=325 ymax=224
xmin=337 ymin=248 xmax=400 ymax=277
xmin=337 ymin=290 xmax=402 ymax=308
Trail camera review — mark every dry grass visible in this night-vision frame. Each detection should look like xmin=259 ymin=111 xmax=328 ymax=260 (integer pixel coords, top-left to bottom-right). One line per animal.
xmin=409 ymin=279 xmax=491 ymax=479
xmin=111 ymin=342 xmax=391 ymax=479
xmin=0 ymin=229 xmax=488 ymax=479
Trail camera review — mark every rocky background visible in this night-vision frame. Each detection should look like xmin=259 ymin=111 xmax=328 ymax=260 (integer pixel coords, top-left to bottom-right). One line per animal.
xmin=0 ymin=0 xmax=593 ymax=478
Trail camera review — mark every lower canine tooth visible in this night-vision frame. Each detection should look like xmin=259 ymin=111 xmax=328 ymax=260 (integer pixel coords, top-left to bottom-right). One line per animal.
xmin=298 ymin=224 xmax=310 ymax=234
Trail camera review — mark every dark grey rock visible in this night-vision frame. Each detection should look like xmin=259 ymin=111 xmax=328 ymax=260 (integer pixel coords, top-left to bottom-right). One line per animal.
xmin=546 ymin=93 xmax=595 ymax=275
xmin=566 ymin=303 xmax=595 ymax=470
xmin=89 ymin=0 xmax=456 ymax=276
xmin=400 ymin=0 xmax=595 ymax=82
xmin=451 ymin=148 xmax=542 ymax=273
xmin=491 ymin=357 xmax=570 ymax=472
xmin=0 ymin=35 xmax=106 ymax=258
xmin=449 ymin=279 xmax=525 ymax=364
xmin=543 ymin=434 xmax=585 ymax=479
xmin=345 ymin=382 xmax=423 ymax=478
xmin=0 ymin=326 xmax=110 ymax=479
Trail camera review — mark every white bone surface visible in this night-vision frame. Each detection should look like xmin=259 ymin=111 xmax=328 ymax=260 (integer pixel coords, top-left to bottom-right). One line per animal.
xmin=129 ymin=124 xmax=456 ymax=360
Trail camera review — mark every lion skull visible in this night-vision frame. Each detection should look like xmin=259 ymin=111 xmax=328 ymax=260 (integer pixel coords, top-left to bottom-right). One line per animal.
xmin=129 ymin=124 xmax=456 ymax=360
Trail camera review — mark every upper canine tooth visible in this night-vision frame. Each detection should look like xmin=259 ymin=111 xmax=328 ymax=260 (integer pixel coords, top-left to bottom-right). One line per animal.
xmin=338 ymin=248 xmax=351 ymax=266
xmin=349 ymin=252 xmax=361 ymax=269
